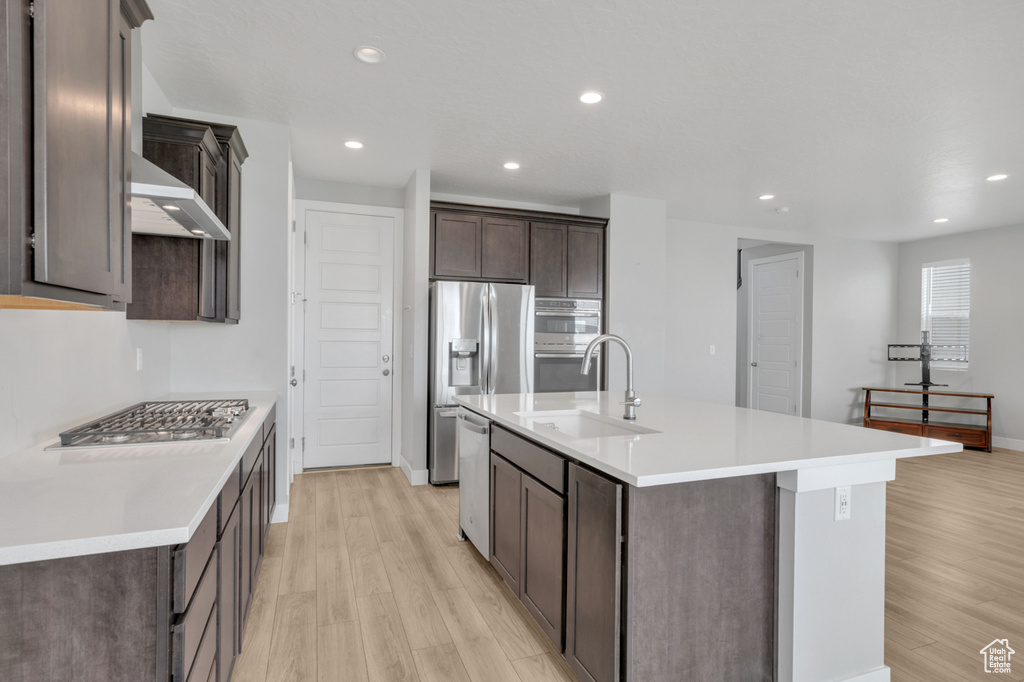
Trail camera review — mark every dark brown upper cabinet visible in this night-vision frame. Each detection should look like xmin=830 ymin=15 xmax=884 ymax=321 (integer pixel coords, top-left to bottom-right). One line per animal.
xmin=432 ymin=212 xmax=482 ymax=279
xmin=431 ymin=212 xmax=529 ymax=283
xmin=529 ymin=223 xmax=568 ymax=297
xmin=567 ymin=225 xmax=604 ymax=299
xmin=430 ymin=202 xmax=606 ymax=299
xmin=1 ymin=0 xmax=152 ymax=310
xmin=128 ymin=115 xmax=247 ymax=323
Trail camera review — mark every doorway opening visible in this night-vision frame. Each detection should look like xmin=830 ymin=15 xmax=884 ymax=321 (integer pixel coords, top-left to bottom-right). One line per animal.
xmin=736 ymin=240 xmax=813 ymax=417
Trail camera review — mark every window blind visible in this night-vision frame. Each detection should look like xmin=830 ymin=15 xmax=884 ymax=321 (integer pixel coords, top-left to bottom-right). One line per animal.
xmin=921 ymin=258 xmax=970 ymax=370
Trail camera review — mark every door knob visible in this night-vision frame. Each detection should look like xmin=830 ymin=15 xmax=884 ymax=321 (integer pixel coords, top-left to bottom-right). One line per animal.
xmin=290 ymin=378 xmax=298 ymax=386
xmin=382 ymin=369 xmax=390 ymax=376
xmin=382 ymin=355 xmax=390 ymax=363
xmin=751 ymin=362 xmax=758 ymax=367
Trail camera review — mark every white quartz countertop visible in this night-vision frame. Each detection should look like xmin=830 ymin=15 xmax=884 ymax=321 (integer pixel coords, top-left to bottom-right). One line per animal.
xmin=0 ymin=390 xmax=277 ymax=566
xmin=456 ymin=391 xmax=963 ymax=487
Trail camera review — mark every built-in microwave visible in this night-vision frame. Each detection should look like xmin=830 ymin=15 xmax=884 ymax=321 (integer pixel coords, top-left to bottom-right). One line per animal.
xmin=534 ymin=298 xmax=601 ymax=352
xmin=534 ymin=298 xmax=602 ymax=393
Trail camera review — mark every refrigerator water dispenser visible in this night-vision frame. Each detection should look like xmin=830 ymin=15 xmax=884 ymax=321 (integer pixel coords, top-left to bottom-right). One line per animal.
xmin=449 ymin=338 xmax=479 ymax=386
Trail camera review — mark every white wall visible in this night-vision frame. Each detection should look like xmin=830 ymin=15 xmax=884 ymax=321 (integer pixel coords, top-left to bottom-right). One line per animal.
xmin=295 ymin=178 xmax=405 ymax=209
xmin=664 ymin=220 xmax=899 ymax=425
xmin=896 ymin=223 xmax=1024 ymax=448
xmin=402 ymin=170 xmax=431 ymax=483
xmin=581 ymin=195 xmax=668 ymax=395
xmin=0 ymin=313 xmax=171 ymax=457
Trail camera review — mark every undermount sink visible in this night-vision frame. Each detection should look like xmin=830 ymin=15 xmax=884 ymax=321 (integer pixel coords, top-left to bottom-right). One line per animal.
xmin=514 ymin=410 xmax=661 ymax=439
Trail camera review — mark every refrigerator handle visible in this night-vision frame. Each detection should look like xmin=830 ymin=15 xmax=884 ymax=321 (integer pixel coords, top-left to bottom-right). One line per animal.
xmin=481 ymin=286 xmax=491 ymax=394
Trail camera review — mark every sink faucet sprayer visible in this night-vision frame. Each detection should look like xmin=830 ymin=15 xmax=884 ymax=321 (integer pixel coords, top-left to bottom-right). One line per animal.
xmin=580 ymin=334 xmax=641 ymax=420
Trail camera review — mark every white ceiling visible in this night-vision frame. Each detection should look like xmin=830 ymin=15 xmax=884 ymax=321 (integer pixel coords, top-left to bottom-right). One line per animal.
xmin=142 ymin=0 xmax=1024 ymax=241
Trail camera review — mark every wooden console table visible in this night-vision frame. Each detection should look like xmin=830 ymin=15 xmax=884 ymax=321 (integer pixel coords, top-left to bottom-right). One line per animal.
xmin=861 ymin=387 xmax=993 ymax=452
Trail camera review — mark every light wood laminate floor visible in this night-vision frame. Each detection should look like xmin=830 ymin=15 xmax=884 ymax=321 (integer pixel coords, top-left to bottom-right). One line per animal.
xmin=236 ymin=448 xmax=1024 ymax=682
xmin=232 ymin=466 xmax=578 ymax=682
xmin=886 ymin=447 xmax=1024 ymax=681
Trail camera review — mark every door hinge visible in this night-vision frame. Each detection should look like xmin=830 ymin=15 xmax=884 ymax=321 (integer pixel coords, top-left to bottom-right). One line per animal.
xmin=290 ymin=437 xmax=295 ymax=449
xmin=28 ymin=2 xmax=34 ymax=19
xmin=292 ymin=220 xmax=296 ymax=232
xmin=302 ymin=437 xmax=306 ymax=452
xmin=796 ymin=270 xmax=800 ymax=278
xmin=29 ymin=231 xmax=36 ymax=248
xmin=303 ymin=369 xmax=306 ymax=381
xmin=304 ymin=232 xmax=308 ymax=246
xmin=290 ymin=365 xmax=296 ymax=378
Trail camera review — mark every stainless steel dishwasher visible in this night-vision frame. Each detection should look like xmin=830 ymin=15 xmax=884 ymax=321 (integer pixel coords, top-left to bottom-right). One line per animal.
xmin=457 ymin=407 xmax=491 ymax=557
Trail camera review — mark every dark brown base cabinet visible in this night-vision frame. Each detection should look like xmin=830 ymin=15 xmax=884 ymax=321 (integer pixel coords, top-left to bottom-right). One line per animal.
xmin=489 ymin=426 xmax=567 ymax=651
xmin=486 ymin=423 xmax=777 ymax=682
xmin=0 ymin=410 xmax=277 ymax=682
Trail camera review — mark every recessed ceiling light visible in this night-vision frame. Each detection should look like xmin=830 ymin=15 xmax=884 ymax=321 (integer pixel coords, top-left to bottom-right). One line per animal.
xmin=504 ymin=162 xmax=520 ymax=170
xmin=987 ymin=174 xmax=1008 ymax=181
xmin=344 ymin=140 xmax=364 ymax=149
xmin=579 ymin=92 xmax=603 ymax=104
xmin=759 ymin=194 xmax=775 ymax=200
xmin=353 ymin=46 xmax=387 ymax=64
xmin=933 ymin=218 xmax=949 ymax=223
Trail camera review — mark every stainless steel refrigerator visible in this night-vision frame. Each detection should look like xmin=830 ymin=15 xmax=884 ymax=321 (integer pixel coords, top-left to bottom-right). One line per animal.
xmin=429 ymin=281 xmax=534 ymax=484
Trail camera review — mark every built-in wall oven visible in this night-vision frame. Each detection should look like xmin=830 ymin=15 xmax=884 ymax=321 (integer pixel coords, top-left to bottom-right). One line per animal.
xmin=534 ymin=298 xmax=602 ymax=393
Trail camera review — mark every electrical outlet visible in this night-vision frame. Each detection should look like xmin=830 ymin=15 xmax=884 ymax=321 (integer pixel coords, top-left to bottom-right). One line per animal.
xmin=136 ymin=347 xmax=144 ymax=371
xmin=835 ymin=486 xmax=851 ymax=521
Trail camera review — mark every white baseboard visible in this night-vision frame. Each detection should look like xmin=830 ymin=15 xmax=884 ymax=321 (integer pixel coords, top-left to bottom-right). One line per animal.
xmin=399 ymin=455 xmax=429 ymax=486
xmin=993 ymin=436 xmax=1024 ymax=453
xmin=271 ymin=504 xmax=289 ymax=524
xmin=838 ymin=666 xmax=890 ymax=682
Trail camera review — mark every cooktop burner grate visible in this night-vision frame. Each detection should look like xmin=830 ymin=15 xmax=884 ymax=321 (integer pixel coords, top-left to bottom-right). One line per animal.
xmin=58 ymin=399 xmax=250 ymax=447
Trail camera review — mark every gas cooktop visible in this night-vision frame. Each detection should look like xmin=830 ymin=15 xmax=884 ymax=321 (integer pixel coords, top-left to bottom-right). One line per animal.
xmin=54 ymin=399 xmax=250 ymax=448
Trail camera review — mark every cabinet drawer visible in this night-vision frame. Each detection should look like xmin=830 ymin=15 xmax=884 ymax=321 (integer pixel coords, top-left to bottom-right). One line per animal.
xmin=172 ymin=554 xmax=218 ymax=682
xmin=262 ymin=405 xmax=276 ymax=444
xmin=925 ymin=424 xmax=987 ymax=447
xmin=240 ymin=434 xmax=262 ymax=491
xmin=218 ymin=462 xmax=242 ymax=533
xmin=491 ymin=425 xmax=566 ymax=494
xmin=866 ymin=420 xmax=923 ymax=437
xmin=174 ymin=500 xmax=219 ymax=613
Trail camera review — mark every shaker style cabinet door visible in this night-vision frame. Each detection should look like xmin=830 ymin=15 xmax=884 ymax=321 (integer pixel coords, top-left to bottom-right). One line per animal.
xmin=520 ymin=473 xmax=566 ymax=650
xmin=432 ymin=212 xmax=482 ymax=279
xmin=31 ymin=0 xmax=129 ymax=300
xmin=566 ymin=463 xmax=622 ymax=682
xmin=481 ymin=216 xmax=528 ymax=282
xmin=530 ymin=223 xmax=568 ymax=297
xmin=567 ymin=225 xmax=604 ymax=299
xmin=490 ymin=452 xmax=523 ymax=593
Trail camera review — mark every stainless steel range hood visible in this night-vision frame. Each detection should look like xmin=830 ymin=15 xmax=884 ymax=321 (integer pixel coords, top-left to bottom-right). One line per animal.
xmin=130 ymin=153 xmax=230 ymax=240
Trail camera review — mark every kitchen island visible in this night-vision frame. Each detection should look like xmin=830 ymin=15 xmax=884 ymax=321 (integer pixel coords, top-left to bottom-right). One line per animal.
xmin=457 ymin=391 xmax=962 ymax=682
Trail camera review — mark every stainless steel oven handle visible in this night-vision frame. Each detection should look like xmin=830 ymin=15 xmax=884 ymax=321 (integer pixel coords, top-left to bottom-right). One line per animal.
xmin=534 ymin=353 xmax=597 ymax=359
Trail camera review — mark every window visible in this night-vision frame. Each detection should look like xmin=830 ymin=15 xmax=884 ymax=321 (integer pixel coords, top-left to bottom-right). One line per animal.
xmin=921 ymin=259 xmax=970 ymax=370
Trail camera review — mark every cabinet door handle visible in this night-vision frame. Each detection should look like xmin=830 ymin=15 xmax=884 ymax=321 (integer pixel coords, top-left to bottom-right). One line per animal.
xmin=382 ymin=369 xmax=390 ymax=376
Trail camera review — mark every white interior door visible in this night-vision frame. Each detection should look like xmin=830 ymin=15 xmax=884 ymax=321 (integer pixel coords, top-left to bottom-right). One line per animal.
xmin=303 ymin=208 xmax=395 ymax=469
xmin=748 ymin=252 xmax=804 ymax=416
